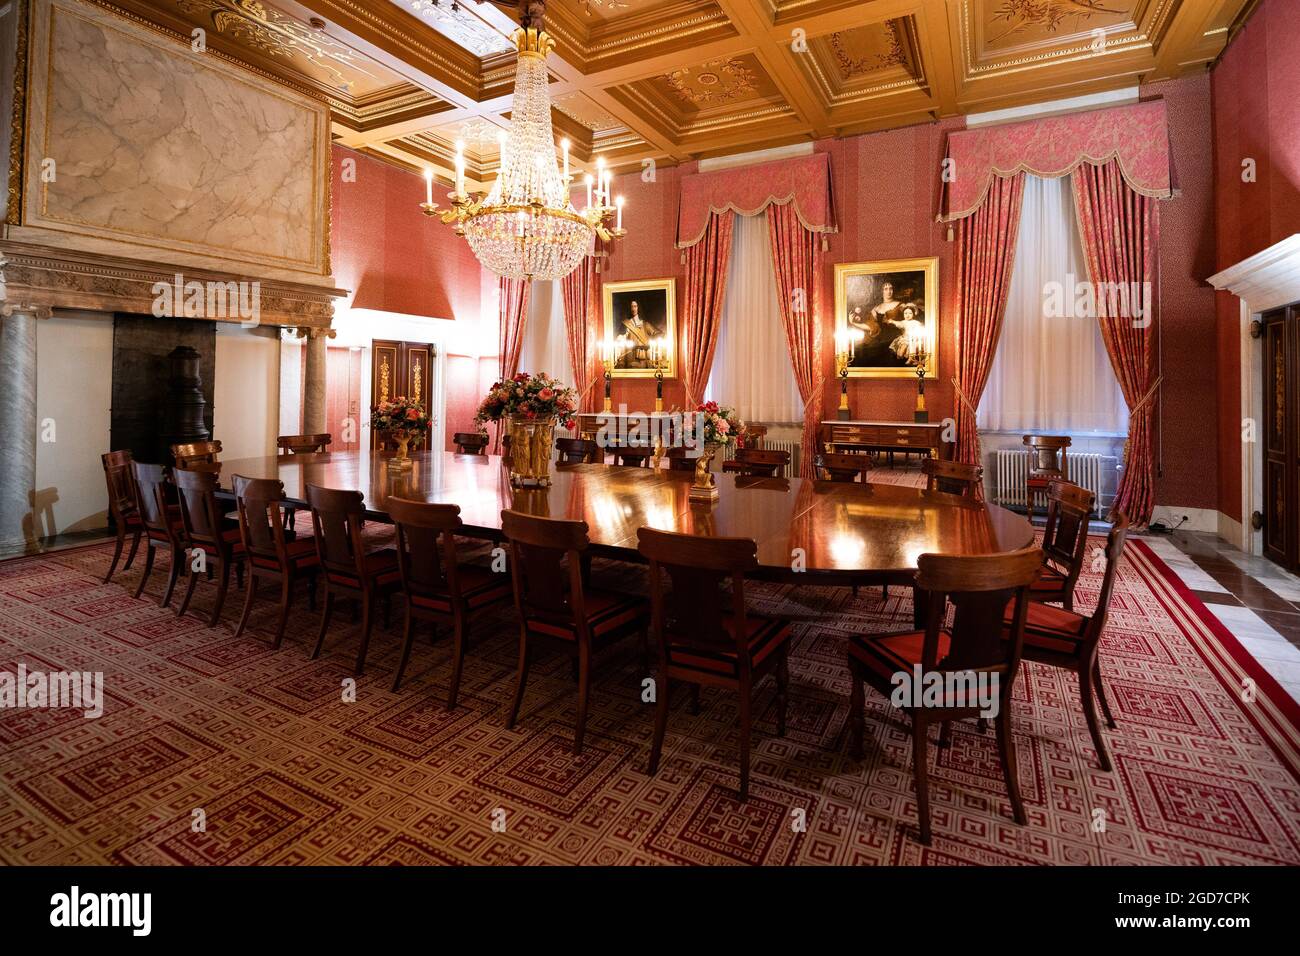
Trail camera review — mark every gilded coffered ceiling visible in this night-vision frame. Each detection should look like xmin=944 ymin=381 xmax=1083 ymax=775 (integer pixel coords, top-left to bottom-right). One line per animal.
xmin=96 ymin=0 xmax=1256 ymax=186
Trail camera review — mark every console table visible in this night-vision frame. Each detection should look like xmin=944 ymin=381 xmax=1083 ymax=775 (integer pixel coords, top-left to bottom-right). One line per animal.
xmin=820 ymin=420 xmax=948 ymax=462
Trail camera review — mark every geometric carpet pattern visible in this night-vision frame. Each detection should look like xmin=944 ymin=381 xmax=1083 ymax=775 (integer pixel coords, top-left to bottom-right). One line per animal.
xmin=1 ymin=532 xmax=1298 ymax=865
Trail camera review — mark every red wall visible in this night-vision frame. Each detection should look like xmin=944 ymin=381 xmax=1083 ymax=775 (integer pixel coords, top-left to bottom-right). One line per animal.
xmin=330 ymin=145 xmax=497 ymax=449
xmin=1212 ymin=0 xmax=1300 ymax=521
xmin=1146 ymin=76 xmax=1219 ymax=511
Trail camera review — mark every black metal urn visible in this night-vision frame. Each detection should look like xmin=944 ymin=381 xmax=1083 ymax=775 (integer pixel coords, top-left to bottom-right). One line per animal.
xmin=159 ymin=346 xmax=211 ymax=452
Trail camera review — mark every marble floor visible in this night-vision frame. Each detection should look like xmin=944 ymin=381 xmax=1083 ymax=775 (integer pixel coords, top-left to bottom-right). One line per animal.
xmin=1141 ymin=529 xmax=1300 ymax=704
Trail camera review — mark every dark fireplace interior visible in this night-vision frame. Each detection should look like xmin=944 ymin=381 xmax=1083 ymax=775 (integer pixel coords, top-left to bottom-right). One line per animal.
xmin=110 ymin=314 xmax=215 ymax=464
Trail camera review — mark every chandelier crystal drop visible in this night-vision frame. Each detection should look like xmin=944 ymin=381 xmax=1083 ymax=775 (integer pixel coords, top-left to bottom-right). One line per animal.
xmin=420 ymin=27 xmax=626 ymax=281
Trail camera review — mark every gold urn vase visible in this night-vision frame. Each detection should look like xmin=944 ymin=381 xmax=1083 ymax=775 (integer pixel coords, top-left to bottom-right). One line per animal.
xmin=387 ymin=429 xmax=415 ymax=472
xmin=506 ymin=416 xmax=556 ymax=487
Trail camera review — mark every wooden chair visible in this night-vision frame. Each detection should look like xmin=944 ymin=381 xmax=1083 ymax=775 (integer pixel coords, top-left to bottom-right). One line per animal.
xmin=638 ymin=527 xmax=793 ymax=802
xmin=387 ymin=498 xmax=513 ymax=701
xmin=555 ymin=437 xmax=597 ymax=464
xmin=173 ymin=468 xmax=245 ymax=627
xmin=815 ymin=452 xmax=871 ymax=483
xmin=847 ymin=545 xmax=1043 ymax=844
xmin=232 ymin=475 xmax=319 ymax=648
xmin=723 ymin=447 xmax=790 ymax=478
xmin=307 ymin=484 xmax=403 ymax=674
xmin=607 ymin=443 xmax=653 ymax=467
xmin=278 ymin=434 xmax=331 ymax=455
xmin=501 ymin=510 xmax=650 ymax=753
xmin=1006 ymin=517 xmax=1130 ymax=772
xmin=923 ymin=458 xmax=983 ymax=497
xmin=102 ymin=450 xmax=143 ymax=583
xmin=1033 ymin=479 xmax=1095 ymax=611
xmin=453 ymin=432 xmax=489 ymax=456
xmin=1023 ymin=435 xmax=1070 ymax=520
xmin=665 ymin=448 xmax=698 ymax=472
xmin=129 ymin=462 xmax=185 ymax=607
xmin=171 ymin=440 xmax=222 ymax=470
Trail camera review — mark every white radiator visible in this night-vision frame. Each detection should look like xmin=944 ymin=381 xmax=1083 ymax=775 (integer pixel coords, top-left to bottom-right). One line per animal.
xmin=993 ymin=450 xmax=1110 ymax=513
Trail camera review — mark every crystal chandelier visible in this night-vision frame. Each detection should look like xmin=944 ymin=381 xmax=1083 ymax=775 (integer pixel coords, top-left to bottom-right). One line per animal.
xmin=420 ymin=24 xmax=625 ymax=280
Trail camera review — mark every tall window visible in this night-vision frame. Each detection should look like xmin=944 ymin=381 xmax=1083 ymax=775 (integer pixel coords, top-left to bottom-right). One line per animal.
xmin=706 ymin=212 xmax=804 ymax=422
xmin=517 ymin=280 xmax=573 ymax=384
xmin=978 ymin=174 xmax=1128 ymax=435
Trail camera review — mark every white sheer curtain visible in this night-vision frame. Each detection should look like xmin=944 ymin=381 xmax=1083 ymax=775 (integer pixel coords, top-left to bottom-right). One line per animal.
xmin=705 ymin=212 xmax=804 ymax=423
xmin=517 ymin=279 xmax=573 ymax=384
xmin=978 ymin=174 xmax=1128 ymax=435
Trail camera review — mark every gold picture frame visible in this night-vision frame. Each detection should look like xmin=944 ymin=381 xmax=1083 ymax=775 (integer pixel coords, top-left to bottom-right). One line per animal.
xmin=835 ymin=257 xmax=938 ymax=379
xmin=602 ymin=277 xmax=677 ymax=379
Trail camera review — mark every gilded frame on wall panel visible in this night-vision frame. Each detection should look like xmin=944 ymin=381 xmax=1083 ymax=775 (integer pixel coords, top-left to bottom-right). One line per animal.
xmin=835 ymin=257 xmax=938 ymax=379
xmin=602 ymin=277 xmax=677 ymax=379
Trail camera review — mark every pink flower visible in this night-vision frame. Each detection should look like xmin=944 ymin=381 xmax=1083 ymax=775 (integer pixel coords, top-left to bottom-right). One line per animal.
xmin=405 ymin=408 xmax=419 ymax=421
xmin=716 ymin=419 xmax=730 ymax=433
xmin=538 ymin=387 xmax=554 ymax=401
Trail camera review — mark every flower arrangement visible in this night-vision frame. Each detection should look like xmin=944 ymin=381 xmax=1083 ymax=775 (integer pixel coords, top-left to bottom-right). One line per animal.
xmin=474 ymin=372 xmax=578 ymax=430
xmin=370 ymin=396 xmax=432 ymax=444
xmin=695 ymin=401 xmax=746 ymax=447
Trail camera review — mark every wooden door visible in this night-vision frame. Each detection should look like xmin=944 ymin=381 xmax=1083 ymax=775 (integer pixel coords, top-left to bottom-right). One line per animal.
xmin=370 ymin=339 xmax=435 ymax=448
xmin=325 ymin=346 xmax=363 ymax=452
xmin=1263 ymin=305 xmax=1297 ymax=570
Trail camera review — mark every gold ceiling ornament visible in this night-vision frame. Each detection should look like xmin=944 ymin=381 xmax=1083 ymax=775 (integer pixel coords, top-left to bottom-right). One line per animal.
xmin=420 ymin=21 xmax=626 ymax=281
xmin=663 ymin=57 xmax=759 ymax=107
xmin=830 ymin=21 xmax=908 ymax=79
xmin=581 ymin=0 xmax=632 ymax=15
xmin=176 ymin=0 xmax=376 ymax=88
xmin=991 ymin=0 xmax=1126 ymax=43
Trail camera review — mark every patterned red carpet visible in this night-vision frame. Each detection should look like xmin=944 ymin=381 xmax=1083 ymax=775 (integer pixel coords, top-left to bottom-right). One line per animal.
xmin=1 ymin=532 xmax=1298 ymax=865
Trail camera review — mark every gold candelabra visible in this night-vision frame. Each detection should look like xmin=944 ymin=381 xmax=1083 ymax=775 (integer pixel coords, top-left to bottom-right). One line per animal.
xmin=649 ymin=336 xmax=668 ymax=412
xmin=834 ymin=328 xmax=864 ymax=421
xmin=600 ymin=337 xmax=618 ymax=412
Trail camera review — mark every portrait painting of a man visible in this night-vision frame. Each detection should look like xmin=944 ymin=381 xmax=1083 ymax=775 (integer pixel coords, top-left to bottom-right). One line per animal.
xmin=602 ymin=278 xmax=677 ymax=378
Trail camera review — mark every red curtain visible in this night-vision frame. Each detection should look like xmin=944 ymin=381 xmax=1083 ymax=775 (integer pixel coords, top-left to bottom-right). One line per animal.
xmin=680 ymin=211 xmax=734 ymax=410
xmin=497 ymin=276 xmax=531 ymax=382
xmin=767 ymin=203 xmax=823 ymax=478
xmin=561 ymin=257 xmax=600 ymax=412
xmin=1072 ymin=160 xmax=1160 ymax=525
xmin=953 ymin=173 xmax=1025 ymax=471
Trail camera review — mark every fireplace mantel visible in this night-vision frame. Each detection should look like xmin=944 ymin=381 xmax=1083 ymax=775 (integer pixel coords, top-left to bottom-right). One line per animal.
xmin=0 ymin=239 xmax=345 ymax=328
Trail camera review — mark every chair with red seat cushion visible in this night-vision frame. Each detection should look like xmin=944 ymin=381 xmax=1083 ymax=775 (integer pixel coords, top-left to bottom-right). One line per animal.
xmin=306 ymin=484 xmax=403 ymax=675
xmin=387 ymin=497 xmax=512 ymax=703
xmin=501 ymin=509 xmax=649 ymax=754
xmin=173 ymin=467 xmax=246 ymax=626
xmin=130 ymin=462 xmax=186 ymax=607
xmin=1034 ymin=479 xmax=1095 ymax=611
xmin=637 ymin=527 xmax=792 ymax=802
xmin=1004 ymin=517 xmax=1130 ymax=772
xmin=102 ymin=450 xmax=143 ymax=584
xmin=847 ymin=545 xmax=1043 ymax=844
xmin=232 ymin=475 xmax=319 ymax=648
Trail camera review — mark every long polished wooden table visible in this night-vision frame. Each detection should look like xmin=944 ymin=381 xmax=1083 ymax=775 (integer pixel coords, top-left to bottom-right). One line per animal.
xmin=215 ymin=450 xmax=1033 ymax=588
